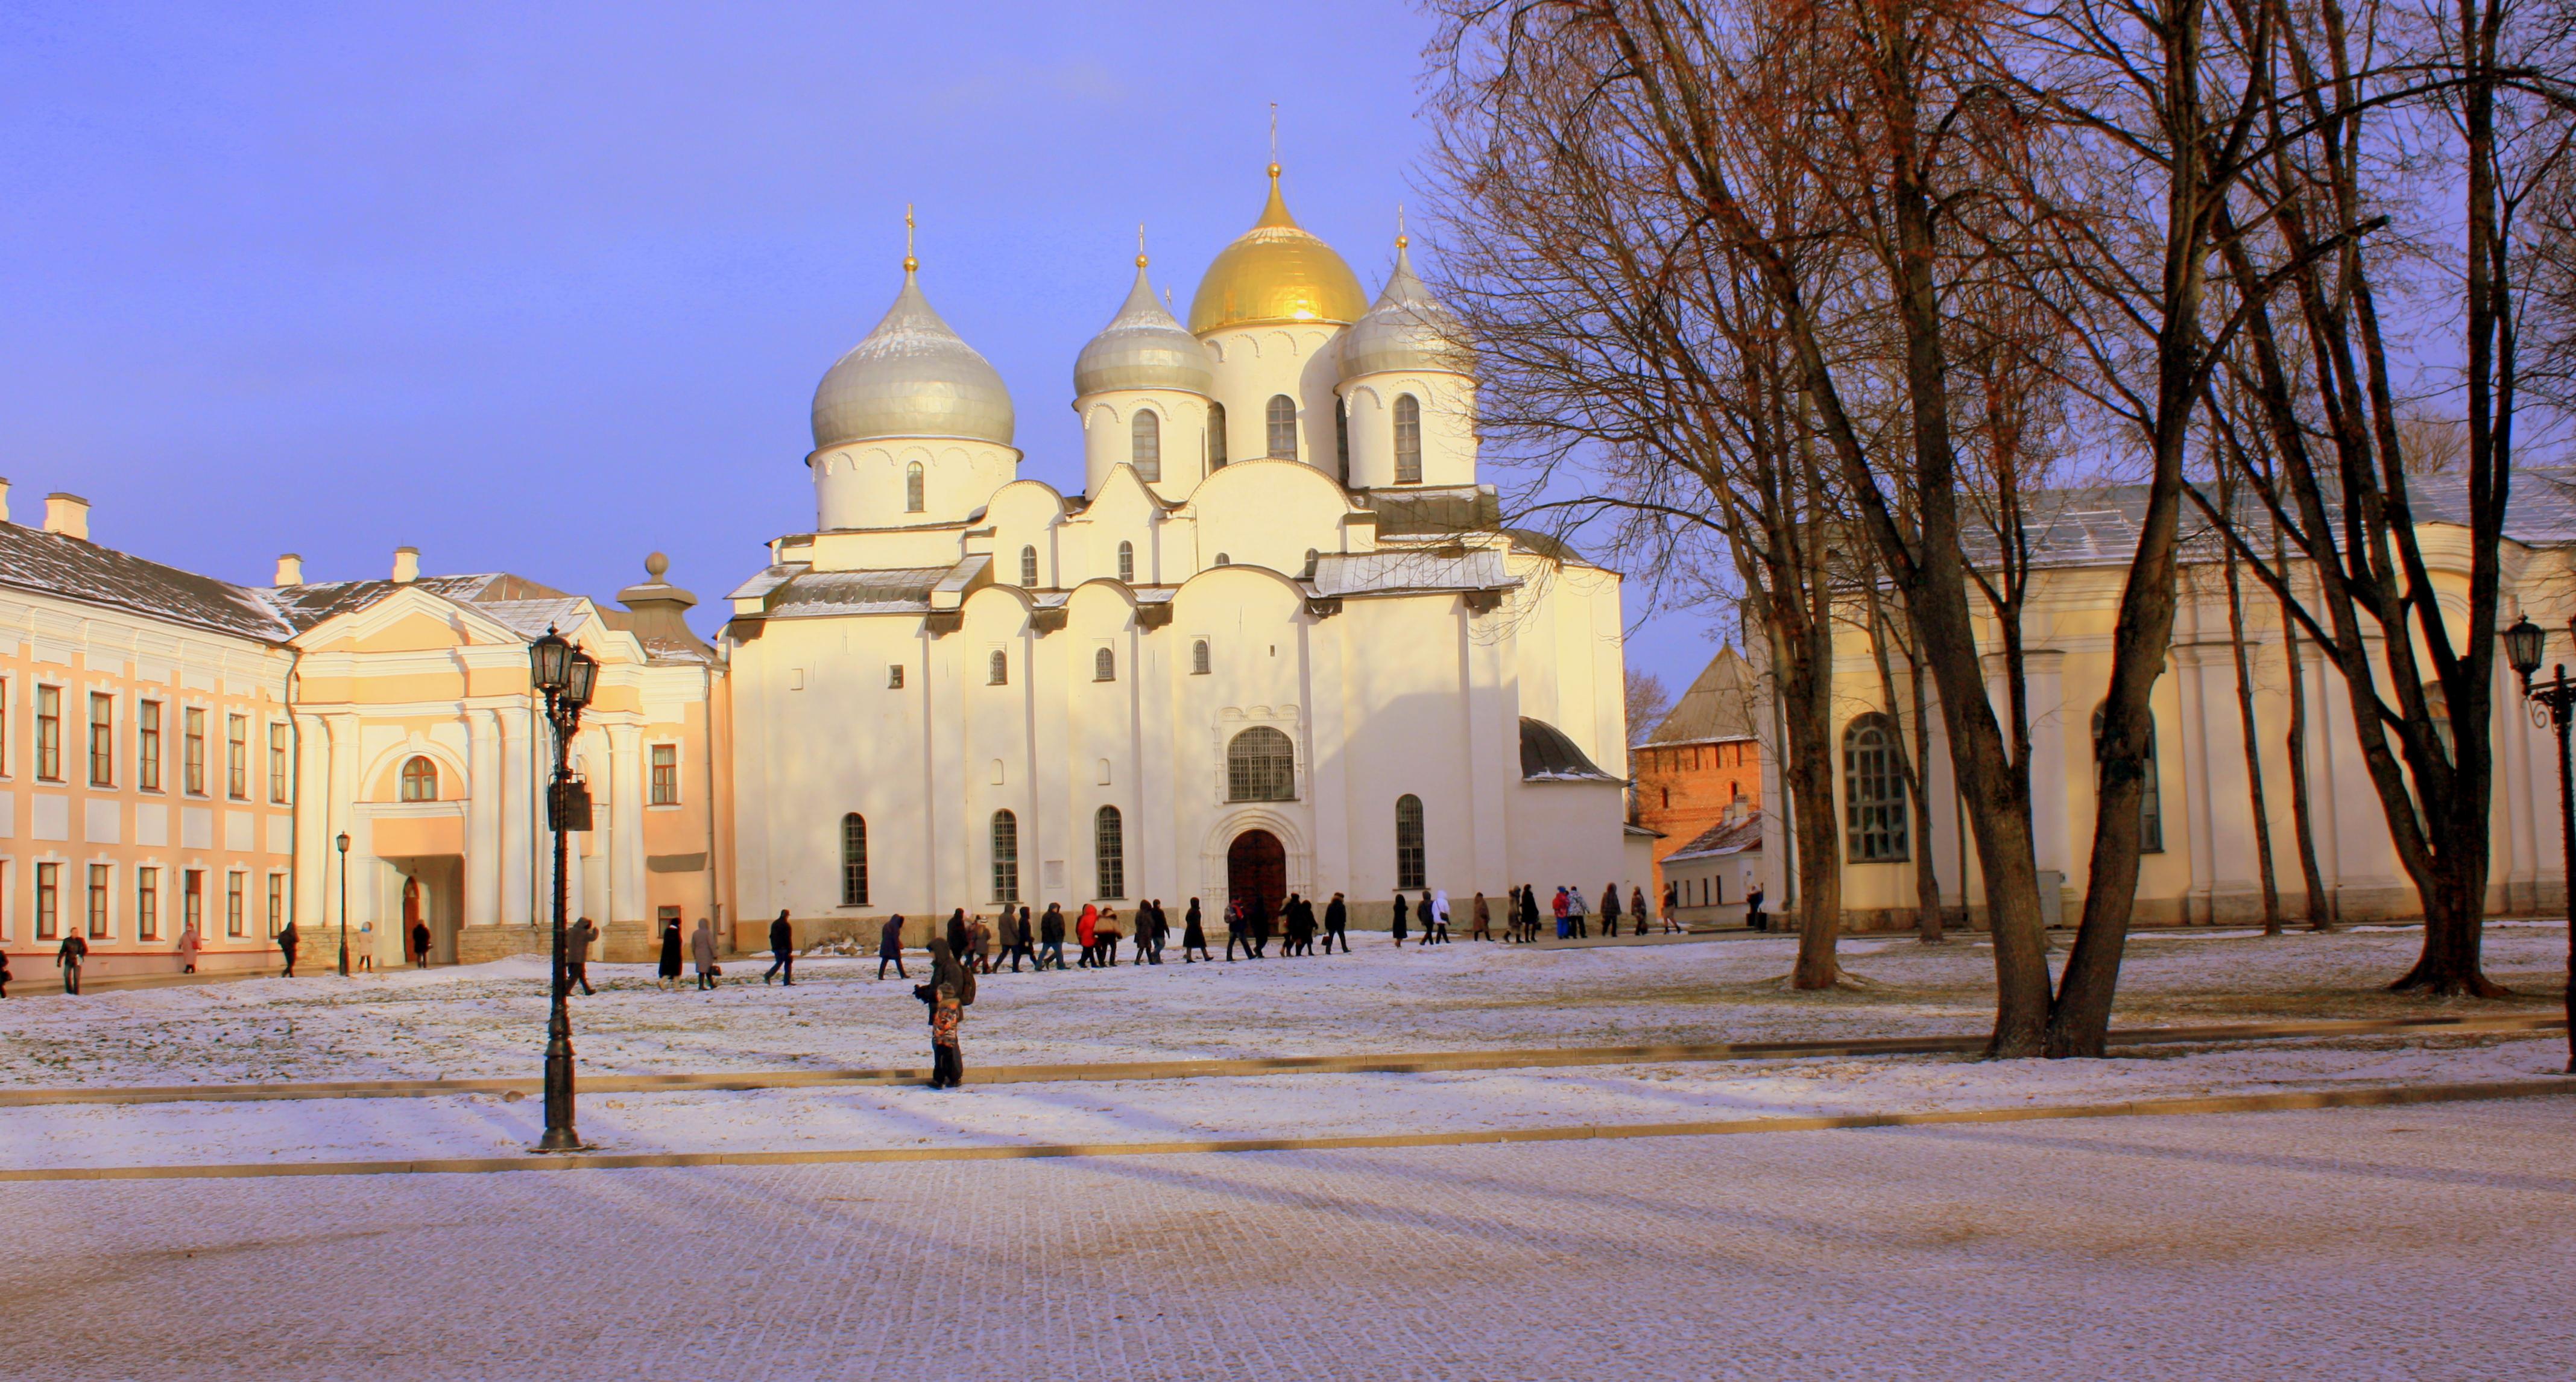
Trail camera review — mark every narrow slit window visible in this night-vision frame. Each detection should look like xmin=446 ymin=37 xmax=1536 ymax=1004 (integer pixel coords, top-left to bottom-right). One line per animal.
xmin=905 ymin=461 xmax=925 ymax=513
xmin=1117 ymin=541 xmax=1135 ymax=583
xmin=1266 ymin=394 xmax=1297 ymax=458
xmin=991 ymin=810 xmax=1021 ymax=903
xmin=1208 ymin=402 xmax=1228 ymax=470
xmin=1131 ymin=410 xmax=1161 ymax=482
xmin=1394 ymin=394 xmax=1422 ymax=484
xmin=1395 ymin=794 xmax=1426 ymax=891
xmin=1094 ymin=806 xmax=1125 ymax=900
xmin=841 ymin=813 xmax=869 ymax=906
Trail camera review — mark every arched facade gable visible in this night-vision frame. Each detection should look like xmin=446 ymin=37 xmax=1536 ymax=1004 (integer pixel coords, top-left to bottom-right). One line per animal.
xmin=1167 ymin=560 xmax=1311 ymax=614
xmin=1063 ymin=579 xmax=1141 ymax=624
xmin=1177 ymin=455 xmax=1356 ymax=517
xmin=958 ymin=582 xmax=1038 ymax=630
xmin=293 ymin=585 xmax=557 ymax=657
xmin=361 ymin=737 xmax=473 ymax=805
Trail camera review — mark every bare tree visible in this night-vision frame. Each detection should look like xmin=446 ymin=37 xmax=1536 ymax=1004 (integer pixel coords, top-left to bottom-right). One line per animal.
xmin=1626 ymin=669 xmax=1675 ymax=743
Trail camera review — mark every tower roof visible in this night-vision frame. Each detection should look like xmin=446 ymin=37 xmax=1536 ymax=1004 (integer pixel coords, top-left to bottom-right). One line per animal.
xmin=810 ymin=265 xmax=1015 ymax=450
xmin=1188 ymin=166 xmax=1367 ymax=334
xmin=1340 ymin=237 xmax=1474 ymax=381
xmin=1075 ymin=256 xmax=1214 ymax=397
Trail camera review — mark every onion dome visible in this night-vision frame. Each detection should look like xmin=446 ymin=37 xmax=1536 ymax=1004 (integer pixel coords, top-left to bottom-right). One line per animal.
xmin=1188 ymin=165 xmax=1368 ymax=333
xmin=1075 ymin=254 xmax=1214 ymax=396
xmin=810 ymin=263 xmax=1015 ymax=449
xmin=1340 ymin=234 xmax=1474 ymax=381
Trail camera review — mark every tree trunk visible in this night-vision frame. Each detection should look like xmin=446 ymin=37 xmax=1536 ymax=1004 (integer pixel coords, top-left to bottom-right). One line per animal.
xmin=2224 ymin=514 xmax=2283 ymax=935
xmin=1909 ymin=652 xmax=1946 ymax=944
xmin=2278 ymin=523 xmax=2332 ymax=932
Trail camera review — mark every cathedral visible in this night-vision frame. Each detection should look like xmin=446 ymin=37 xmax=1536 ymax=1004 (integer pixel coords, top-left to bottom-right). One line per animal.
xmin=721 ymin=165 xmax=1635 ymax=930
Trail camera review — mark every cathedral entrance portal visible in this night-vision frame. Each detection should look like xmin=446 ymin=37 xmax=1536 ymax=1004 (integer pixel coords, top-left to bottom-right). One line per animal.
xmin=1225 ymin=830 xmax=1286 ymax=924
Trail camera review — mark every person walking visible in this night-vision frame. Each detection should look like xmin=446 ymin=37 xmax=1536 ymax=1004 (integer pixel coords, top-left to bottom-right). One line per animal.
xmin=568 ymin=916 xmax=599 ymax=995
xmin=1391 ymin=891 xmax=1410 ymax=947
xmin=1246 ymin=894 xmax=1272 ymax=959
xmin=967 ymin=914 xmax=993 ymax=976
xmin=763 ymin=910 xmax=797 ymax=985
xmin=690 ymin=917 xmax=720 ymax=991
xmin=1098 ymin=907 xmax=1123 ymax=966
xmin=1280 ymin=894 xmax=1308 ymax=956
xmin=1471 ymin=892 xmax=1491 ymax=942
xmin=1521 ymin=885 xmax=1542 ymax=943
xmin=1222 ymin=898 xmax=1248 ymax=961
xmin=1662 ymin=882 xmax=1680 ymax=935
xmin=0 ymin=950 xmax=11 ymax=998
xmin=356 ymin=921 xmax=375 ymax=971
xmin=1180 ymin=898 xmax=1210 ymax=962
xmin=1319 ymin=892 xmax=1345 ymax=953
xmin=1143 ymin=900 xmax=1167 ymax=964
xmin=1631 ymin=885 xmax=1651 ymax=938
xmin=918 ymin=938 xmax=977 ymax=1091
xmin=276 ymin=920 xmax=301 ymax=978
xmin=944 ymin=909 xmax=970 ymax=962
xmin=1040 ymin=903 xmax=1067 ymax=970
xmin=411 ymin=920 xmax=434 ymax=969
xmin=1009 ymin=906 xmax=1035 ymax=972
xmin=56 ymin=932 xmax=87 ymax=995
xmin=1551 ymin=886 xmax=1570 ymax=939
xmin=1602 ymin=884 xmax=1622 ymax=939
xmin=1427 ymin=890 xmax=1449 ymax=945
xmin=1744 ymin=883 xmax=1767 ymax=933
xmin=1076 ymin=903 xmax=1100 ymax=968
xmin=877 ymin=914 xmax=909 ymax=979
xmin=657 ymin=917 xmax=684 ymax=989
xmin=178 ymin=921 xmax=201 ymax=975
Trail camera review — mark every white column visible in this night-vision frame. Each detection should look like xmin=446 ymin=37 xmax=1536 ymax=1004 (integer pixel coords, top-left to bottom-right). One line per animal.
xmin=604 ymin=723 xmax=645 ymax=924
xmin=2021 ymin=651 xmax=2071 ymax=878
xmin=1462 ymin=601 xmax=1514 ymax=896
xmin=499 ymin=704 xmax=535 ymax=927
xmin=464 ymin=708 xmax=502 ymax=929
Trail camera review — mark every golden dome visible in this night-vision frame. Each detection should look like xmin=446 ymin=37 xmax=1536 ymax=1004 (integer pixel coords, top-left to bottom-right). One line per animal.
xmin=1188 ymin=166 xmax=1368 ymax=333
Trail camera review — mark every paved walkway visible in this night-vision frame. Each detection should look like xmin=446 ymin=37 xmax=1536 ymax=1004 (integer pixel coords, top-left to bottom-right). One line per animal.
xmin=5 ymin=1097 xmax=2568 ymax=1380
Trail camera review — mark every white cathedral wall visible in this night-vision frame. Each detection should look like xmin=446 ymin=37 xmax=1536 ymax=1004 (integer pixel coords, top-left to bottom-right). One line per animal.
xmin=810 ymin=438 xmax=1019 ymax=531
xmin=1079 ymin=392 xmax=1212 ymax=500
xmin=1203 ymin=324 xmax=1351 ymax=478
xmin=1338 ymin=374 xmax=1479 ymax=490
xmin=1186 ymin=461 xmax=1353 ymax=576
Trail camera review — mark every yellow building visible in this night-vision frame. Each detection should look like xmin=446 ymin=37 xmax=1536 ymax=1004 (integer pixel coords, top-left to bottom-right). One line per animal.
xmin=1763 ymin=485 xmax=2563 ymax=930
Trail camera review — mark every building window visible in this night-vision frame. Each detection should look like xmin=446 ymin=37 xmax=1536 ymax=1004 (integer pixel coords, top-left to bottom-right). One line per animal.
xmin=1192 ymin=639 xmax=1211 ymax=675
xmin=184 ymin=707 xmax=206 ymax=795
xmin=841 ymin=813 xmax=870 ymax=906
xmin=36 ymin=685 xmax=62 ymax=781
xmin=649 ymin=744 xmax=680 ymax=805
xmin=1094 ymin=648 xmax=1116 ymax=682
xmin=988 ymin=650 xmax=1009 ymax=686
xmin=226 ymin=715 xmax=248 ymax=800
xmin=267 ymin=872 xmax=286 ymax=937
xmin=1334 ymin=397 xmax=1351 ymax=484
xmin=2090 ymin=704 xmax=2165 ymax=854
xmin=136 ymin=867 xmax=160 ymax=941
xmin=1226 ymin=725 xmax=1296 ymax=802
xmin=1132 ymin=409 xmax=1161 ymax=482
xmin=991 ymin=809 xmax=1020 ymax=904
xmin=1213 ymin=553 xmax=1229 ymax=566
xmin=905 ymin=461 xmax=926 ymax=513
xmin=226 ymin=872 xmax=245 ymax=938
xmin=1020 ymin=545 xmax=1040 ymax=587
xmin=1095 ymin=805 xmax=1126 ymax=899
xmin=1208 ymin=401 xmax=1228 ymax=470
xmin=1266 ymin=394 xmax=1297 ymax=459
xmin=269 ymin=723 xmax=291 ymax=803
xmin=1394 ymin=394 xmax=1423 ymax=484
xmin=1117 ymin=540 xmax=1135 ymax=583
xmin=1395 ymin=794 xmax=1426 ymax=891
xmin=888 ymin=664 xmax=905 ymax=689
xmin=400 ymin=755 xmax=440 ymax=803
xmin=1843 ymin=713 xmax=1910 ymax=863
xmin=88 ymin=863 xmax=112 ymax=939
xmin=36 ymin=862 xmax=58 ymax=940
xmin=88 ymin=692 xmax=115 ymax=787
xmin=185 ymin=869 xmax=204 ymax=938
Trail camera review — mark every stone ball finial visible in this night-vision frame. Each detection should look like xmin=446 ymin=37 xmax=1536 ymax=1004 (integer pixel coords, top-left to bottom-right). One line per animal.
xmin=645 ymin=551 xmax=669 ymax=579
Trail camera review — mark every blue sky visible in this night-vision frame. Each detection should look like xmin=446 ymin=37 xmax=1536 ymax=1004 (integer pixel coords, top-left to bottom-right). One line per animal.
xmin=0 ymin=1 xmax=1727 ymax=696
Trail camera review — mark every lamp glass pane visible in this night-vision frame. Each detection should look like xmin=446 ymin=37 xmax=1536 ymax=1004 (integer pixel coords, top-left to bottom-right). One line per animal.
xmin=564 ymin=653 xmax=600 ymax=708
xmin=529 ymin=631 xmax=572 ymax=690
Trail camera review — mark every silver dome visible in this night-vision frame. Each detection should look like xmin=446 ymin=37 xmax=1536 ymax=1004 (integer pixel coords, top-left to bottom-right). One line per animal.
xmin=1074 ymin=261 xmax=1214 ymax=397
xmin=1339 ymin=242 xmax=1474 ymax=382
xmin=811 ymin=270 xmax=1015 ymax=449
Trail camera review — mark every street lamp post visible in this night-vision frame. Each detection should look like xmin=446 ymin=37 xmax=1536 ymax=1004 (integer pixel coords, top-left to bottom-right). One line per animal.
xmin=529 ymin=625 xmax=598 ymax=1152
xmin=336 ymin=831 xmax=352 ymax=977
xmin=2502 ymin=616 xmax=2576 ymax=1075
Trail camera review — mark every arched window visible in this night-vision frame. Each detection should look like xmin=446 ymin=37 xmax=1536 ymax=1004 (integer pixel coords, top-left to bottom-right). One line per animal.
xmin=399 ymin=756 xmax=438 ymax=803
xmin=2090 ymin=703 xmax=2164 ymax=853
xmin=840 ymin=813 xmax=869 ymax=906
xmin=1094 ymin=806 xmax=1125 ymax=899
xmin=1843 ymin=714 xmax=1909 ymax=862
xmin=1131 ymin=409 xmax=1161 ymax=482
xmin=988 ymin=649 xmax=1008 ymax=686
xmin=990 ymin=810 xmax=1020 ymax=903
xmin=1334 ymin=397 xmax=1351 ymax=485
xmin=1394 ymin=394 xmax=1424 ymax=484
xmin=1117 ymin=540 xmax=1135 ymax=583
xmin=1094 ymin=648 xmax=1116 ymax=681
xmin=1226 ymin=725 xmax=1295 ymax=802
xmin=1208 ymin=401 xmax=1228 ymax=470
xmin=1266 ymin=394 xmax=1297 ymax=458
xmin=1395 ymin=794 xmax=1426 ymax=890
xmin=1192 ymin=639 xmax=1211 ymax=675
xmin=1214 ymin=553 xmax=1230 ymax=566
xmin=1019 ymin=545 xmax=1039 ymax=587
xmin=904 ymin=461 xmax=925 ymax=513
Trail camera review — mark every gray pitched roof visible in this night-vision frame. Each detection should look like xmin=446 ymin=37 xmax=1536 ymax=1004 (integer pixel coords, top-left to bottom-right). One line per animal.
xmin=1665 ymin=815 xmax=1763 ymax=861
xmin=1647 ymin=646 xmax=1763 ymax=745
xmin=0 ymin=520 xmax=295 ymax=643
xmin=1520 ymin=716 xmax=1620 ymax=781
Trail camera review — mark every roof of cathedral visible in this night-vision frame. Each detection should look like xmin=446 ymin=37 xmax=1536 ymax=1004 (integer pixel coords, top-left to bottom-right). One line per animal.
xmin=0 ymin=518 xmax=296 ymax=643
xmin=749 ymin=566 xmax=954 ymax=617
xmin=1339 ymin=239 xmax=1473 ymax=381
xmin=1075 ymin=259 xmax=1214 ymax=397
xmin=1665 ymin=815 xmax=1763 ymax=862
xmin=1189 ymin=166 xmax=1368 ymax=333
xmin=1520 ymin=716 xmax=1621 ymax=783
xmin=1647 ymin=646 xmax=1763 ymax=746
xmin=1310 ymin=547 xmax=1511 ymax=597
xmin=1362 ymin=484 xmax=1502 ymax=538
xmin=810 ymin=266 xmax=1015 ymax=450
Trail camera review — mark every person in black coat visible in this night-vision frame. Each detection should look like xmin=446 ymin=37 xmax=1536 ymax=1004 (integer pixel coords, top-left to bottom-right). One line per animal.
xmin=56 ymin=933 xmax=88 ymax=994
xmin=877 ymin=914 xmax=908 ymax=979
xmin=276 ymin=921 xmax=300 ymax=977
xmin=1519 ymin=885 xmax=1542 ymax=943
xmin=1008 ymin=906 xmax=1035 ymax=971
xmin=765 ymin=910 xmax=797 ymax=985
xmin=1181 ymin=898 xmax=1210 ymax=962
xmin=1323 ymin=893 xmax=1348 ymax=953
xmin=1391 ymin=892 xmax=1410 ymax=947
xmin=1039 ymin=903 xmax=1068 ymax=970
xmin=944 ymin=909 xmax=970 ymax=960
xmin=657 ymin=919 xmax=685 ymax=989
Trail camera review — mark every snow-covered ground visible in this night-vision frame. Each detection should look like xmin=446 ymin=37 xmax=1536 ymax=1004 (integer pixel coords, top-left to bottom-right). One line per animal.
xmin=2 ymin=921 xmax=2562 ymax=1089
xmin=0 ymin=924 xmax=2563 ymax=1170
